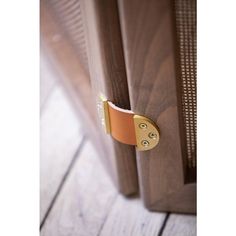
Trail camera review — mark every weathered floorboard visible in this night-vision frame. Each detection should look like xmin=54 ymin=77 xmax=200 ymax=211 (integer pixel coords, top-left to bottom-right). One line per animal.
xmin=162 ymin=214 xmax=196 ymax=236
xmin=100 ymin=196 xmax=166 ymax=236
xmin=40 ymin=85 xmax=84 ymax=223
xmin=41 ymin=140 xmax=168 ymax=236
xmin=41 ymin=141 xmax=118 ymax=236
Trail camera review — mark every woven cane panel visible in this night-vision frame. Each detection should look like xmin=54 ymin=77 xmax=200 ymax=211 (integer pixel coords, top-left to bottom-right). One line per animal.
xmin=175 ymin=0 xmax=197 ymax=168
xmin=48 ymin=0 xmax=89 ymax=72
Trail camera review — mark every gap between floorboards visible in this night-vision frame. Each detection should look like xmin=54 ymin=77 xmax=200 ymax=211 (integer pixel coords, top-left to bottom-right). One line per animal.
xmin=40 ymin=136 xmax=87 ymax=230
xmin=157 ymin=213 xmax=170 ymax=236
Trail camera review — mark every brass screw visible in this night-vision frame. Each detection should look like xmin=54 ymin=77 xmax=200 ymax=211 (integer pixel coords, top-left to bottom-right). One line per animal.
xmin=141 ymin=140 xmax=149 ymax=147
xmin=148 ymin=132 xmax=157 ymax=139
xmin=139 ymin=123 xmax=147 ymax=129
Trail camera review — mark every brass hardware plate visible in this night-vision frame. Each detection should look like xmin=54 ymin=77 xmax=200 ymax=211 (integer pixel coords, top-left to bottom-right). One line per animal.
xmin=97 ymin=94 xmax=111 ymax=134
xmin=133 ymin=115 xmax=160 ymax=151
xmin=97 ymin=94 xmax=160 ymax=151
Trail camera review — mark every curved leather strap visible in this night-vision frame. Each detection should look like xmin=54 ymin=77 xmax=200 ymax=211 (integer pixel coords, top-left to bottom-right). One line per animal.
xmin=99 ymin=96 xmax=160 ymax=151
xmin=108 ymin=102 xmax=136 ymax=145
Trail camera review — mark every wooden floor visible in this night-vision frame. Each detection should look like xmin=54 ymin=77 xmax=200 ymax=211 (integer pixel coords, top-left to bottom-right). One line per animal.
xmin=40 ymin=51 xmax=196 ymax=236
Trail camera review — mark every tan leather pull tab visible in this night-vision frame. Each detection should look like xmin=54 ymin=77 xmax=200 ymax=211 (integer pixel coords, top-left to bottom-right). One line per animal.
xmin=108 ymin=102 xmax=136 ymax=145
xmin=98 ymin=94 xmax=160 ymax=151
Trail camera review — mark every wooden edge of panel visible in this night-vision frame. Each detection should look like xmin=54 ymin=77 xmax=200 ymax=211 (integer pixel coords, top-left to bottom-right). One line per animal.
xmin=80 ymin=0 xmax=139 ymax=195
xmin=41 ymin=0 xmax=139 ymax=195
xmin=40 ymin=0 xmax=118 ymax=190
xmin=117 ymin=0 xmax=196 ymax=211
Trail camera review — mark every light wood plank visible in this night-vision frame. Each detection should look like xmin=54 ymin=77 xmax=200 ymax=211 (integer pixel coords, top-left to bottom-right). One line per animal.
xmin=162 ymin=214 xmax=196 ymax=236
xmin=41 ymin=140 xmax=167 ymax=236
xmin=40 ymin=85 xmax=84 ymax=223
xmin=41 ymin=141 xmax=118 ymax=236
xmin=100 ymin=196 xmax=166 ymax=236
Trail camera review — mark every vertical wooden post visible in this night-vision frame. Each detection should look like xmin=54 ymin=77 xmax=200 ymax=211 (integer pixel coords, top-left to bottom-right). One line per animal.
xmin=118 ymin=0 xmax=196 ymax=212
xmin=80 ymin=0 xmax=139 ymax=195
xmin=41 ymin=0 xmax=139 ymax=195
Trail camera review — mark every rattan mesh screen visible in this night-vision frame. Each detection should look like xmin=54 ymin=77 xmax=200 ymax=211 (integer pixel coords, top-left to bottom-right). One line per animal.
xmin=48 ymin=0 xmax=89 ymax=72
xmin=175 ymin=0 xmax=197 ymax=169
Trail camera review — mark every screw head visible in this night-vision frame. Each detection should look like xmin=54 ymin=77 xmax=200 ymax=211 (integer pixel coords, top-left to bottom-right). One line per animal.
xmin=139 ymin=123 xmax=147 ymax=129
xmin=141 ymin=140 xmax=149 ymax=147
xmin=148 ymin=132 xmax=157 ymax=139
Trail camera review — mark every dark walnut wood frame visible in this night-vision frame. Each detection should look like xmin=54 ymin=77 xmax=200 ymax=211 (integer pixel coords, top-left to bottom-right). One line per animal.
xmin=41 ymin=0 xmax=138 ymax=196
xmin=118 ymin=0 xmax=196 ymax=213
xmin=80 ymin=0 xmax=139 ymax=195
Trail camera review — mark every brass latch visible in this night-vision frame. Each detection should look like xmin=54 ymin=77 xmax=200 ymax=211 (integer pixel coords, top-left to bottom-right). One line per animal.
xmin=97 ymin=94 xmax=160 ymax=151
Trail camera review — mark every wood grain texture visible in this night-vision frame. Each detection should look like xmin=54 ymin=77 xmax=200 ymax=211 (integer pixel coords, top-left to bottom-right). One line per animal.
xmin=118 ymin=0 xmax=196 ymax=213
xmin=40 ymin=85 xmax=83 ymax=223
xmin=41 ymin=141 xmax=167 ymax=236
xmin=80 ymin=0 xmax=138 ymax=195
xmin=41 ymin=141 xmax=119 ymax=236
xmin=100 ymin=196 xmax=165 ymax=236
xmin=41 ymin=0 xmax=138 ymax=195
xmin=162 ymin=214 xmax=196 ymax=236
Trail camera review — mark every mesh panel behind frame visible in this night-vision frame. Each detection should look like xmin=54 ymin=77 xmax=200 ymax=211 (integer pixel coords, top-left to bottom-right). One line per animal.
xmin=175 ymin=0 xmax=197 ymax=169
xmin=48 ymin=0 xmax=89 ymax=73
